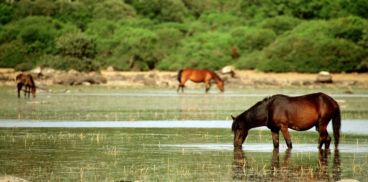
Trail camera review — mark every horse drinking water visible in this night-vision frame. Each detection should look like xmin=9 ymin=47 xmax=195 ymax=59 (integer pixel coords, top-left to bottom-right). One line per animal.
xmin=16 ymin=73 xmax=36 ymax=98
xmin=177 ymin=68 xmax=224 ymax=93
xmin=231 ymin=92 xmax=341 ymax=150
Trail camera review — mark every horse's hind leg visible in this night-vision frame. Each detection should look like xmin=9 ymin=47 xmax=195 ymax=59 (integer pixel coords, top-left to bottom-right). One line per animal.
xmin=26 ymin=86 xmax=30 ymax=98
xmin=318 ymin=126 xmax=331 ymax=149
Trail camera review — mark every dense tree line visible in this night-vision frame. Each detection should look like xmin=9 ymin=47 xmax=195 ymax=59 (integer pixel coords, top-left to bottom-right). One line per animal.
xmin=0 ymin=0 xmax=367 ymax=72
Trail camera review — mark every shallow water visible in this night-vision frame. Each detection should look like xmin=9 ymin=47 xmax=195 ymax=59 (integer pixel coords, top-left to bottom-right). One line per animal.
xmin=0 ymin=119 xmax=367 ymax=134
xmin=162 ymin=143 xmax=368 ymax=153
xmin=1 ymin=86 xmax=368 ymax=120
xmin=1 ymin=87 xmax=368 ymax=181
xmin=0 ymin=128 xmax=367 ymax=181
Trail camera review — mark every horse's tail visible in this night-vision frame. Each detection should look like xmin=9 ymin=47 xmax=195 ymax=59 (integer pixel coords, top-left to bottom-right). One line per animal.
xmin=177 ymin=69 xmax=183 ymax=82
xmin=332 ymin=105 xmax=341 ymax=148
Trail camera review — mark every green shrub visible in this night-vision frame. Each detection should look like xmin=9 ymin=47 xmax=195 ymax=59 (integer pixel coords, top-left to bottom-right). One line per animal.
xmin=0 ymin=3 xmax=14 ymax=25
xmin=0 ymin=40 xmax=26 ymax=68
xmin=199 ymin=12 xmax=243 ymax=30
xmin=154 ymin=27 xmax=184 ymax=53
xmin=99 ymin=27 xmax=158 ymax=71
xmin=181 ymin=0 xmax=213 ymax=18
xmin=327 ymin=16 xmax=368 ymax=43
xmin=259 ymin=34 xmax=367 ymax=72
xmin=258 ymin=16 xmax=301 ymax=35
xmin=41 ymin=55 xmax=98 ymax=72
xmin=230 ymin=27 xmax=276 ymax=52
xmin=14 ymin=0 xmax=57 ymax=17
xmin=92 ymin=0 xmax=136 ymax=20
xmin=340 ymin=0 xmax=368 ymax=18
xmin=126 ymin=0 xmax=189 ymax=22
xmin=56 ymin=32 xmax=97 ymax=59
xmin=54 ymin=1 xmax=93 ymax=30
xmin=235 ymin=51 xmax=267 ymax=70
xmin=157 ymin=31 xmax=233 ymax=70
xmin=14 ymin=62 xmax=34 ymax=71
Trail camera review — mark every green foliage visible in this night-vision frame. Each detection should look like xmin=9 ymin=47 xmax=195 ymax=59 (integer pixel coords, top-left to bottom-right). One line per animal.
xmin=56 ymin=32 xmax=97 ymax=59
xmin=92 ymin=0 xmax=136 ymax=20
xmin=230 ymin=27 xmax=276 ymax=52
xmin=153 ymin=26 xmax=184 ymax=62
xmin=100 ymin=27 xmax=158 ymax=71
xmin=157 ymin=31 xmax=232 ymax=70
xmin=327 ymin=16 xmax=368 ymax=43
xmin=181 ymin=0 xmax=213 ymax=18
xmin=258 ymin=16 xmax=301 ymax=35
xmin=14 ymin=0 xmax=58 ymax=17
xmin=126 ymin=0 xmax=189 ymax=22
xmin=0 ymin=3 xmax=13 ymax=24
xmin=40 ymin=55 xmax=98 ymax=72
xmin=0 ymin=0 xmax=367 ymax=72
xmin=14 ymin=62 xmax=34 ymax=71
xmin=0 ymin=40 xmax=27 ymax=68
xmin=53 ymin=1 xmax=93 ymax=30
xmin=258 ymin=22 xmax=367 ymax=72
xmin=235 ymin=51 xmax=266 ymax=70
xmin=340 ymin=0 xmax=368 ymax=18
xmin=199 ymin=12 xmax=243 ymax=30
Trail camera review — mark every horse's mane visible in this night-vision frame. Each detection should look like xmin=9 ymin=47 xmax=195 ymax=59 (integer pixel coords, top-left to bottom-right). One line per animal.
xmin=210 ymin=71 xmax=223 ymax=82
xmin=232 ymin=96 xmax=272 ymax=132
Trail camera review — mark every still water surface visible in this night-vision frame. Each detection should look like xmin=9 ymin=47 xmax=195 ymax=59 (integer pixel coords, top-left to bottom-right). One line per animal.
xmin=0 ymin=119 xmax=367 ymax=134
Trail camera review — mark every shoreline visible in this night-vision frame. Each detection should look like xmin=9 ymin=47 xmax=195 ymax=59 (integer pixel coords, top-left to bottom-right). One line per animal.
xmin=1 ymin=68 xmax=368 ymax=89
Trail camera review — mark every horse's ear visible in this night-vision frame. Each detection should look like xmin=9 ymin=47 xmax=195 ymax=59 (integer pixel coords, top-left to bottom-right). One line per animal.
xmin=231 ymin=115 xmax=235 ymax=120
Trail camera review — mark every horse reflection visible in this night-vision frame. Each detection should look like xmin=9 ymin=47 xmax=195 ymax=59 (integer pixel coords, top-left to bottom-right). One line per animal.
xmin=232 ymin=148 xmax=266 ymax=181
xmin=233 ymin=149 xmax=341 ymax=181
xmin=233 ymin=148 xmax=247 ymax=180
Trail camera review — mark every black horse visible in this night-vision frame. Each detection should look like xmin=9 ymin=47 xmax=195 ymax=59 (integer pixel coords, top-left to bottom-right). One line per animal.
xmin=231 ymin=92 xmax=341 ymax=150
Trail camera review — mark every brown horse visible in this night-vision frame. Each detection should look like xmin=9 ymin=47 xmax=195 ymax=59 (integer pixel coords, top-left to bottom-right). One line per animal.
xmin=16 ymin=73 xmax=36 ymax=98
xmin=177 ymin=68 xmax=224 ymax=93
xmin=231 ymin=92 xmax=341 ymax=150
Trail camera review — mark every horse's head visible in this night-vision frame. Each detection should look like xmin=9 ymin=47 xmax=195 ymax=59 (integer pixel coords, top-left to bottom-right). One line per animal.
xmin=231 ymin=115 xmax=248 ymax=149
xmin=31 ymin=86 xmax=36 ymax=97
xmin=15 ymin=73 xmax=24 ymax=83
xmin=217 ymin=80 xmax=224 ymax=92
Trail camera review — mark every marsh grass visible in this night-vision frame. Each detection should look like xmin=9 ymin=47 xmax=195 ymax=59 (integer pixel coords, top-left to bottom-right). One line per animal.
xmin=0 ymin=86 xmax=368 ymax=181
xmin=0 ymin=128 xmax=367 ymax=181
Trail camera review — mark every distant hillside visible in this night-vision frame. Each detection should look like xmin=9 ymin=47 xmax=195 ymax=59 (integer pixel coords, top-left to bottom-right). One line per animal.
xmin=0 ymin=0 xmax=367 ymax=72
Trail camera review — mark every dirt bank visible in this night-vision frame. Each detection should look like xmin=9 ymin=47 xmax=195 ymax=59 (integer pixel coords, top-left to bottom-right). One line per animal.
xmin=1 ymin=68 xmax=368 ymax=89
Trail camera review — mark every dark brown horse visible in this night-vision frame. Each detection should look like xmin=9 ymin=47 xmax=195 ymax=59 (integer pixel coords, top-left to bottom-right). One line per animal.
xmin=177 ymin=68 xmax=224 ymax=93
xmin=16 ymin=73 xmax=36 ymax=98
xmin=231 ymin=92 xmax=341 ymax=150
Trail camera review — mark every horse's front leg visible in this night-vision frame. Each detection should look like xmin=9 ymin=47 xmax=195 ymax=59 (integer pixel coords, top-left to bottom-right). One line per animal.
xmin=271 ymin=130 xmax=280 ymax=148
xmin=17 ymin=83 xmax=22 ymax=98
xmin=177 ymin=79 xmax=187 ymax=93
xmin=281 ymin=126 xmax=292 ymax=148
xmin=24 ymin=86 xmax=27 ymax=97
xmin=205 ymin=82 xmax=211 ymax=93
xmin=177 ymin=84 xmax=182 ymax=93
